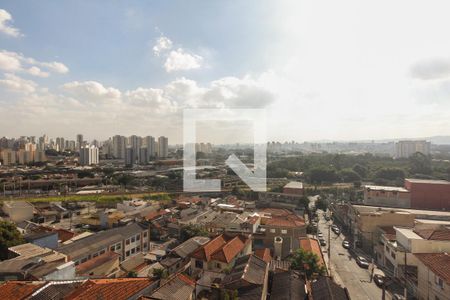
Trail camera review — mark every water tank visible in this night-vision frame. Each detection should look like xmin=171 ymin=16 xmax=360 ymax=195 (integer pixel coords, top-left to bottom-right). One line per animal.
xmin=274 ymin=236 xmax=283 ymax=259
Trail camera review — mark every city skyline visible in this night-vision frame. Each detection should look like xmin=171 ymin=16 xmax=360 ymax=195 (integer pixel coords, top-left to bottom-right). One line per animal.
xmin=2 ymin=1 xmax=450 ymax=143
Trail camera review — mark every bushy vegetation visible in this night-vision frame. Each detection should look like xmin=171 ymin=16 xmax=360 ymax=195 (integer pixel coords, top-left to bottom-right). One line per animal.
xmin=267 ymin=152 xmax=450 ymax=186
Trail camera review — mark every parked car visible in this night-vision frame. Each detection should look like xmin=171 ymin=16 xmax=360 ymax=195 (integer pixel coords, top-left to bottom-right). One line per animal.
xmin=356 ymin=256 xmax=370 ymax=268
xmin=317 ymin=233 xmax=324 ymax=239
xmin=392 ymin=293 xmax=406 ymax=300
xmin=319 ymin=239 xmax=327 ymax=246
xmin=331 ymin=224 xmax=338 ymax=230
xmin=373 ymin=274 xmax=385 ymax=287
xmin=342 ymin=240 xmax=350 ymax=249
xmin=333 ymin=228 xmax=340 ymax=235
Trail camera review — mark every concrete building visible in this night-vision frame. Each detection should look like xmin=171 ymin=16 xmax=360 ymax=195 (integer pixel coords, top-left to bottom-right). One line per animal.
xmin=405 ymin=178 xmax=450 ymax=210
xmin=144 ymin=136 xmax=157 ymax=159
xmin=125 ymin=147 xmax=134 ymax=167
xmin=76 ymin=134 xmax=83 ymax=151
xmin=79 ymin=145 xmax=99 ymax=166
xmin=112 ymin=135 xmax=126 ymax=159
xmin=395 ymin=140 xmax=431 ymax=158
xmin=139 ymin=147 xmax=148 ymax=165
xmin=363 ymin=185 xmax=411 ymax=208
xmin=283 ymin=181 xmax=304 ymax=195
xmin=157 ymin=136 xmax=168 ymax=158
xmin=57 ymin=222 xmax=150 ymax=266
xmin=3 ymin=201 xmax=34 ymax=222
xmin=1 ymin=149 xmax=16 ymax=165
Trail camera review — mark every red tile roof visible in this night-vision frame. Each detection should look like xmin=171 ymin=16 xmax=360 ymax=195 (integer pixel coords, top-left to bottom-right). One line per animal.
xmin=299 ymin=238 xmax=325 ymax=266
xmin=254 ymin=248 xmax=272 ymax=263
xmin=416 ymin=253 xmax=450 ymax=284
xmin=76 ymin=251 xmax=119 ymax=275
xmin=0 ymin=281 xmax=45 ymax=300
xmin=191 ymin=234 xmax=249 ymax=263
xmin=65 ymin=278 xmax=155 ymax=300
xmin=414 ymin=228 xmax=450 ymax=241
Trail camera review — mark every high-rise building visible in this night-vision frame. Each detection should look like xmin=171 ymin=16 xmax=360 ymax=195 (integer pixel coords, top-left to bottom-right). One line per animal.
xmin=128 ymin=135 xmax=142 ymax=161
xmin=125 ymin=147 xmax=134 ymax=167
xmin=1 ymin=149 xmax=16 ymax=166
xmin=157 ymin=136 xmax=168 ymax=158
xmin=76 ymin=134 xmax=84 ymax=151
xmin=79 ymin=145 xmax=99 ymax=166
xmin=144 ymin=136 xmax=156 ymax=159
xmin=395 ymin=140 xmax=431 ymax=158
xmin=139 ymin=147 xmax=148 ymax=165
xmin=112 ymin=135 xmax=126 ymax=159
xmin=56 ymin=137 xmax=65 ymax=152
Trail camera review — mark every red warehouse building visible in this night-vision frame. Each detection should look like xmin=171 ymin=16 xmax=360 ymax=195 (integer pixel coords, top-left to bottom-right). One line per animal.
xmin=404 ymin=179 xmax=450 ymax=210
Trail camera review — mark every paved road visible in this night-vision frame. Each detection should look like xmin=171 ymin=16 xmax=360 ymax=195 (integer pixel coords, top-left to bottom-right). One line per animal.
xmin=317 ymin=212 xmax=385 ymax=300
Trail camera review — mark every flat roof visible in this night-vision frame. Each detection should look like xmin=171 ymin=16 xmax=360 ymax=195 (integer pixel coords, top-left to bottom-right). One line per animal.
xmin=405 ymin=178 xmax=450 ymax=185
xmin=353 ymin=205 xmax=450 ymax=217
xmin=284 ymin=182 xmax=304 ymax=189
xmin=395 ymin=227 xmax=423 ymax=240
xmin=364 ymin=185 xmax=409 ymax=192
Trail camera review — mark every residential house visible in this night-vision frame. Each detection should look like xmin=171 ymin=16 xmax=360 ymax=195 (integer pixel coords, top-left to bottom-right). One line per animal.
xmin=147 ymin=273 xmax=196 ymax=300
xmin=415 ymin=253 xmax=450 ymax=300
xmin=76 ymin=251 xmax=120 ymax=278
xmin=190 ymin=233 xmax=252 ymax=274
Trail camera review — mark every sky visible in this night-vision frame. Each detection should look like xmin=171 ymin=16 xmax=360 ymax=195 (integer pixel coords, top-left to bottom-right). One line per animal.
xmin=1 ymin=0 xmax=450 ymax=144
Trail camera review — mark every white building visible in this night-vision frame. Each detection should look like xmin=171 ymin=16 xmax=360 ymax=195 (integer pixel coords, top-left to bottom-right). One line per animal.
xmin=79 ymin=145 xmax=99 ymax=165
xmin=395 ymin=140 xmax=431 ymax=158
xmin=157 ymin=136 xmax=168 ymax=158
xmin=144 ymin=136 xmax=156 ymax=159
xmin=112 ymin=135 xmax=126 ymax=159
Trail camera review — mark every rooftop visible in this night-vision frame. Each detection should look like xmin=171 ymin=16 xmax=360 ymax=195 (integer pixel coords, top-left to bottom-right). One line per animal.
xmin=64 ymin=278 xmax=155 ymax=300
xmin=57 ymin=222 xmax=147 ymax=260
xmin=171 ymin=236 xmax=210 ymax=259
xmin=298 ymin=238 xmax=325 ymax=266
xmin=0 ymin=281 xmax=45 ymax=300
xmin=222 ymin=254 xmax=267 ymax=289
xmin=9 ymin=243 xmax=53 ymax=258
xmin=414 ymin=228 xmax=450 ymax=241
xmin=191 ymin=234 xmax=249 ymax=263
xmin=364 ymin=185 xmax=409 ymax=192
xmin=284 ymin=181 xmax=304 ymax=189
xmin=269 ymin=271 xmax=307 ymax=300
xmin=415 ymin=253 xmax=450 ymax=285
xmin=149 ymin=273 xmax=195 ymax=300
xmin=405 ymin=178 xmax=450 ymax=185
xmin=76 ymin=251 xmax=119 ymax=275
xmin=254 ymin=248 xmax=272 ymax=263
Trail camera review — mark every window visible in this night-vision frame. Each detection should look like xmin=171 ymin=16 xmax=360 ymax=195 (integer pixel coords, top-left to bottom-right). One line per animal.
xmin=270 ymin=229 xmax=276 ymax=233
xmin=281 ymin=229 xmax=287 ymax=234
xmin=137 ymin=246 xmax=141 ymax=252
xmin=136 ymin=234 xmax=140 ymax=241
xmin=216 ymin=263 xmax=221 ymax=268
xmin=391 ymin=252 xmax=396 ymax=259
xmin=143 ymin=232 xmax=148 ymax=238
xmin=131 ymin=248 xmax=136 ymax=254
xmin=195 ymin=260 xmax=203 ymax=269
xmin=110 ymin=246 xmax=115 ymax=251
xmin=100 ymin=249 xmax=105 ymax=255
xmin=126 ymin=239 xmax=130 ymax=245
xmin=126 ymin=250 xmax=130 ymax=257
xmin=435 ymin=276 xmax=444 ymax=289
xmin=131 ymin=237 xmax=135 ymax=243
xmin=93 ymin=253 xmax=99 ymax=258
xmin=116 ymin=243 xmax=121 ymax=250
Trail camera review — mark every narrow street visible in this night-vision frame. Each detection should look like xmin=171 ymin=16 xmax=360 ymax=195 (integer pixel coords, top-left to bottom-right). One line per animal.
xmin=317 ymin=211 xmax=385 ymax=300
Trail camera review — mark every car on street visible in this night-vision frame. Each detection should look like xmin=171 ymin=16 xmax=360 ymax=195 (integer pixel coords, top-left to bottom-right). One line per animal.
xmin=331 ymin=224 xmax=338 ymax=230
xmin=333 ymin=228 xmax=340 ymax=235
xmin=373 ymin=274 xmax=385 ymax=287
xmin=342 ymin=240 xmax=350 ymax=249
xmin=317 ymin=233 xmax=324 ymax=238
xmin=319 ymin=239 xmax=327 ymax=246
xmin=356 ymin=256 xmax=370 ymax=268
xmin=392 ymin=293 xmax=406 ymax=300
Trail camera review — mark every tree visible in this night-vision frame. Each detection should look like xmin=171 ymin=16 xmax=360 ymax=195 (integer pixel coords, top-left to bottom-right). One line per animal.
xmin=315 ymin=197 xmax=328 ymax=211
xmin=0 ymin=220 xmax=25 ymax=260
xmin=180 ymin=224 xmax=209 ymax=242
xmin=352 ymin=164 xmax=368 ymax=178
xmin=308 ymin=167 xmax=338 ymax=184
xmin=290 ymin=249 xmax=326 ymax=278
xmin=115 ymin=174 xmax=134 ymax=189
xmin=127 ymin=271 xmax=138 ymax=278
xmin=338 ymin=169 xmax=361 ymax=182
xmin=409 ymin=152 xmax=432 ymax=175
xmin=375 ymin=168 xmax=405 ymax=181
xmin=152 ymin=268 xmax=168 ymax=279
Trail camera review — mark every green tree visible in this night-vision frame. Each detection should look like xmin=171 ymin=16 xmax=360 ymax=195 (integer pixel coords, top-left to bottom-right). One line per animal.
xmin=180 ymin=224 xmax=209 ymax=242
xmin=0 ymin=220 xmax=25 ymax=260
xmin=127 ymin=271 xmax=138 ymax=278
xmin=152 ymin=268 xmax=168 ymax=279
xmin=315 ymin=197 xmax=328 ymax=211
xmin=290 ymin=249 xmax=326 ymax=278
xmin=308 ymin=167 xmax=338 ymax=184
xmin=409 ymin=152 xmax=432 ymax=175
xmin=338 ymin=169 xmax=361 ymax=182
xmin=352 ymin=164 xmax=368 ymax=178
xmin=375 ymin=167 xmax=405 ymax=181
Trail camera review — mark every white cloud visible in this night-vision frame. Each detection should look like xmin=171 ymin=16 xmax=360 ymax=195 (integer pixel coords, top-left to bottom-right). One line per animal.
xmin=0 ymin=73 xmax=37 ymax=93
xmin=164 ymin=48 xmax=203 ymax=72
xmin=0 ymin=50 xmax=69 ymax=77
xmin=27 ymin=66 xmax=49 ymax=78
xmin=0 ymin=9 xmax=22 ymax=37
xmin=153 ymin=36 xmax=173 ymax=56
xmin=410 ymin=58 xmax=450 ymax=81
xmin=62 ymin=81 xmax=122 ymax=101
